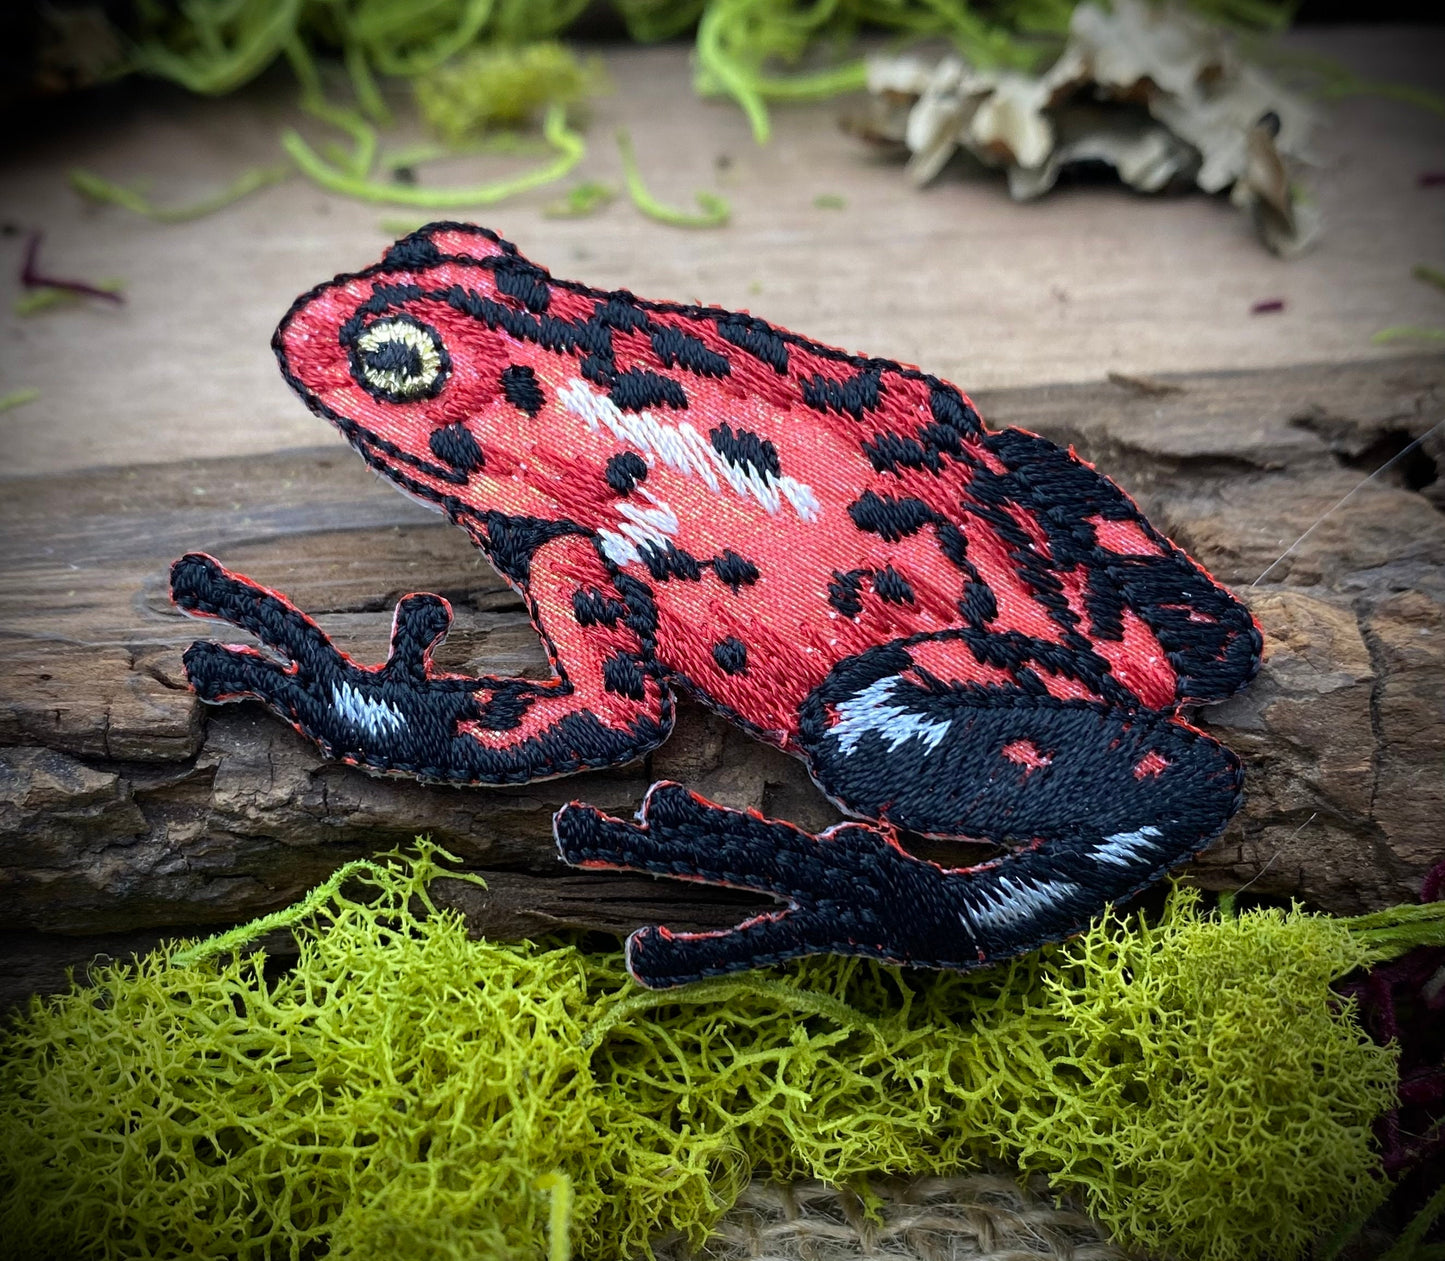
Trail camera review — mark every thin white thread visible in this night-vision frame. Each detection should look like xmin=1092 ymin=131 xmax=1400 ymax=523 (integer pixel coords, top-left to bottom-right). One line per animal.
xmin=557 ymin=376 xmax=822 ymax=523
xmin=331 ymin=682 xmax=406 ymax=738
xmin=1234 ymin=811 xmax=1317 ymax=897
xmin=830 ymin=677 xmax=951 ymax=755
xmin=1252 ymin=419 xmax=1443 ymax=586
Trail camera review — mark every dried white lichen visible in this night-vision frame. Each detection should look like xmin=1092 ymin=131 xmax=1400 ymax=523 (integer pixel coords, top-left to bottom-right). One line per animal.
xmin=855 ymin=0 xmax=1318 ymax=255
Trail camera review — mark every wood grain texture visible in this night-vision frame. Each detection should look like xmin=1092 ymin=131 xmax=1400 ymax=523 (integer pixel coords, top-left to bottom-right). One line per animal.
xmin=1 ymin=33 xmax=1442 ymax=476
xmin=2 ymin=354 xmax=1442 ymax=1007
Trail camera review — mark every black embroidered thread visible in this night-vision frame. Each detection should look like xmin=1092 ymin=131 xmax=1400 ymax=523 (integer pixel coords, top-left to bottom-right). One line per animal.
xmin=801 ymin=369 xmax=882 ymax=421
xmin=930 ymin=384 xmax=982 ymax=435
xmin=572 ymin=588 xmax=627 ymax=628
xmin=611 ymin=368 xmax=688 ymax=412
xmin=872 ymin=565 xmax=915 ymax=605
xmin=716 ymin=314 xmax=789 ymax=374
xmin=712 ymin=549 xmax=760 ymax=593
xmin=380 ymin=234 xmax=442 ymax=271
xmin=605 ymin=451 xmax=648 ymax=495
xmin=862 ymin=431 xmax=941 ymax=476
xmin=493 ymin=258 xmax=551 ymax=313
xmin=428 ymin=423 xmax=484 ymax=473
xmin=827 ymin=569 xmax=868 ymax=619
xmin=500 ymin=364 xmax=545 ymax=415
xmin=711 ymin=637 xmax=748 ymax=675
xmin=651 ymin=325 xmax=731 ymax=377
xmin=639 ymin=541 xmax=704 ymax=583
xmin=847 ymin=491 xmax=937 ymax=542
xmin=602 ymin=650 xmax=648 ymax=700
xmin=480 ymin=512 xmax=586 ymax=585
xmin=709 ymin=423 xmax=781 ymax=480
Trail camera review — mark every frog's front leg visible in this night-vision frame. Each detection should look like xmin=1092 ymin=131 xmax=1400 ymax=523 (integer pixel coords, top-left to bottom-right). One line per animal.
xmin=557 ymin=637 xmax=1243 ymax=987
xmin=170 ymin=535 xmax=670 ymax=784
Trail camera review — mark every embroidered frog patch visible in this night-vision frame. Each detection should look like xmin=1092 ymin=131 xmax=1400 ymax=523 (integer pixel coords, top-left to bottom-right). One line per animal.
xmin=170 ymin=223 xmax=1260 ymax=988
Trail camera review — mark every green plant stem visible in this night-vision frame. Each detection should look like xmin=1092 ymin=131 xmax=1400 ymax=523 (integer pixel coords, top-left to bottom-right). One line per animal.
xmin=1372 ymin=326 xmax=1445 ymax=345
xmin=15 ymin=279 xmax=125 ymax=315
xmin=171 ymin=858 xmax=396 ymax=967
xmin=616 ymin=129 xmax=730 ymax=227
xmin=695 ymin=2 xmax=775 ymax=144
xmin=284 ymin=103 xmax=583 ymax=206
xmin=357 ymin=0 xmax=496 ymax=77
xmin=1338 ymin=900 xmax=1445 ymax=964
xmin=536 ymin=1170 xmax=574 ymax=1261
xmin=382 ymin=135 xmax=550 ymax=173
xmin=285 ymin=37 xmax=377 ymax=177
xmin=342 ymin=31 xmax=391 ymax=124
xmin=68 ymin=163 xmax=291 ymax=222
xmin=1412 ymin=263 xmax=1445 ymax=293
xmin=0 ymin=387 xmax=40 ymax=412
xmin=128 ymin=0 xmax=303 ymax=94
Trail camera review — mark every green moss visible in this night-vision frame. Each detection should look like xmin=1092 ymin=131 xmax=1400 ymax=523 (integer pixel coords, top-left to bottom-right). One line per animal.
xmin=4 ymin=845 xmax=1438 ymax=1261
xmin=414 ymin=42 xmax=604 ymax=145
xmin=544 ymin=180 xmax=616 ymax=218
xmin=123 ymin=1 xmax=1304 ymax=154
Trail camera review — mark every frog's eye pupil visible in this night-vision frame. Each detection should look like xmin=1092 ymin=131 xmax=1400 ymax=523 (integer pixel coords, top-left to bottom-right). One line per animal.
xmin=351 ymin=316 xmax=449 ymax=402
xmin=363 ymin=340 xmax=422 ymax=378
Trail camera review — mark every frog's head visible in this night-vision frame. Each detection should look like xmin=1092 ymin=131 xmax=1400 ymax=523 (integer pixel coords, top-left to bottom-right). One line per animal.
xmin=272 ymin=223 xmax=572 ymax=514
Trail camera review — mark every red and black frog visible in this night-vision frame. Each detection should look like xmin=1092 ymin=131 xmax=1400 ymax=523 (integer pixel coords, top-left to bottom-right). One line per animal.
xmin=170 ymin=223 xmax=1260 ymax=988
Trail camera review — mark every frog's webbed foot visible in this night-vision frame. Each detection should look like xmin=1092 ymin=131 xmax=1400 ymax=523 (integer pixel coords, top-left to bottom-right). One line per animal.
xmin=170 ymin=552 xmax=495 ymax=779
xmin=555 ymin=783 xmax=898 ymax=986
xmin=558 ymin=784 xmax=887 ymax=983
xmin=173 ymin=545 xmax=671 ymax=784
xmin=556 ymin=713 xmax=1242 ymax=989
xmin=556 ymin=781 xmax=1085 ymax=988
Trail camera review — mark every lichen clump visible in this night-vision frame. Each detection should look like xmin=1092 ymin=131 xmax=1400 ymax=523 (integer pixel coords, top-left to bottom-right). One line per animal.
xmin=414 ymin=42 xmax=604 ymax=145
xmin=0 ymin=849 xmax=1401 ymax=1260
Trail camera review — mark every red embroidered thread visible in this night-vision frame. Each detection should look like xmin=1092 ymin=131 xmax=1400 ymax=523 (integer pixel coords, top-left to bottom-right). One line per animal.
xmin=171 ymin=223 xmax=1262 ymax=987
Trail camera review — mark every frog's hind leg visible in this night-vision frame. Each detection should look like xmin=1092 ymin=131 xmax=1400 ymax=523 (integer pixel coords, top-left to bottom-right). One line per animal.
xmin=555 ymin=782 xmax=922 ymax=986
xmin=792 ymin=637 xmax=1243 ymax=960
xmin=556 ymin=636 xmax=1243 ymax=988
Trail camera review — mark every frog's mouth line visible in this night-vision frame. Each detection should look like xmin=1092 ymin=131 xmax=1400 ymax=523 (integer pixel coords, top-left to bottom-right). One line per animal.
xmin=274 ymin=336 xmax=480 ymax=523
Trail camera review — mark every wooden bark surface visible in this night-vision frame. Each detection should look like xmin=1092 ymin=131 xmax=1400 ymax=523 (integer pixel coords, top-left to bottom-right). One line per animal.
xmin=5 ymin=35 xmax=1444 ymax=477
xmin=3 ymin=355 xmax=1443 ymax=1003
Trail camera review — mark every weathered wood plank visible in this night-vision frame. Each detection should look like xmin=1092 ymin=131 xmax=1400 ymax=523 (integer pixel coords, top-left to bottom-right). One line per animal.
xmin=4 ymin=36 xmax=1444 ymax=478
xmin=2 ymin=355 xmax=1442 ymax=1005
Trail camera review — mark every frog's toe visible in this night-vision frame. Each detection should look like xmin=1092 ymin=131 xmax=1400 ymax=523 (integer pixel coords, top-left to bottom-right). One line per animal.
xmin=169 ymin=552 xmax=228 ymax=613
xmin=625 ymin=912 xmax=818 ymax=987
xmin=553 ymin=800 xmax=641 ymax=871
xmin=384 ymin=593 xmax=454 ymax=681
xmin=181 ymin=640 xmax=307 ymax=710
xmin=170 ymin=552 xmax=337 ymax=662
xmin=553 ymin=790 xmax=711 ymax=879
xmin=555 ymin=781 xmax=827 ymax=900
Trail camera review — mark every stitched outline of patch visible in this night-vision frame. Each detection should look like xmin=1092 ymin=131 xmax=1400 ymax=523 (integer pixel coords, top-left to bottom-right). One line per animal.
xmin=170 ymin=221 xmax=1263 ymax=988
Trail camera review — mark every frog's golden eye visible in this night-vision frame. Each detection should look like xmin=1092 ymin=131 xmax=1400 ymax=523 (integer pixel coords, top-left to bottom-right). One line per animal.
xmin=349 ymin=316 xmax=450 ymax=403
